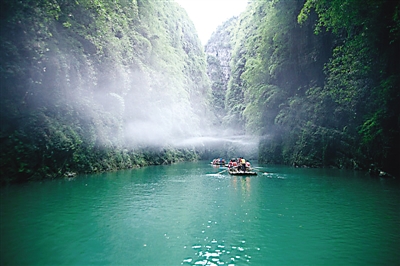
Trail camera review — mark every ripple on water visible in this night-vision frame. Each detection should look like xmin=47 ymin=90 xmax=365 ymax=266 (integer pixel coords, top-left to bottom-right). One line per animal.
xmin=205 ymin=174 xmax=228 ymax=179
xmin=261 ymin=172 xmax=286 ymax=179
xmin=182 ymin=239 xmax=253 ymax=265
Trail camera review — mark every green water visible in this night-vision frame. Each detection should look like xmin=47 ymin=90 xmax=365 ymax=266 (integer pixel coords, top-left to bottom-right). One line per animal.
xmin=1 ymin=162 xmax=399 ymax=265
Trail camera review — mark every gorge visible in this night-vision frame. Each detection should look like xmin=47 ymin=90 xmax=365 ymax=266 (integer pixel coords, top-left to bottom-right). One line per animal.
xmin=1 ymin=0 xmax=399 ymax=183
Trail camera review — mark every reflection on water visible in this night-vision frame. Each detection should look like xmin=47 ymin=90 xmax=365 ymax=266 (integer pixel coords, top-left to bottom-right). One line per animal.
xmin=184 ymin=236 xmax=254 ymax=265
xmin=183 ymin=176 xmax=254 ymax=265
xmin=1 ymin=162 xmax=399 ymax=265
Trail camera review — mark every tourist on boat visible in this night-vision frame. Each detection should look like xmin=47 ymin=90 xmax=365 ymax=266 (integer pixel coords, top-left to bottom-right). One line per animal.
xmin=246 ymin=161 xmax=251 ymax=170
xmin=228 ymin=159 xmax=238 ymax=170
xmin=212 ymin=158 xmax=226 ymax=165
xmin=241 ymin=158 xmax=246 ymax=172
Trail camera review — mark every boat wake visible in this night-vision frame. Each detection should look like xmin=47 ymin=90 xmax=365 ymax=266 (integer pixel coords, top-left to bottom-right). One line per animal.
xmin=261 ymin=172 xmax=286 ymax=179
xmin=206 ymin=173 xmax=227 ymax=179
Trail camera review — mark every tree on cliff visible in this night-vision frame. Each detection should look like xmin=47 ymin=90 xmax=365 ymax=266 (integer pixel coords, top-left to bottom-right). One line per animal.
xmin=209 ymin=0 xmax=399 ymax=175
xmin=0 ymin=0 xmax=211 ymax=183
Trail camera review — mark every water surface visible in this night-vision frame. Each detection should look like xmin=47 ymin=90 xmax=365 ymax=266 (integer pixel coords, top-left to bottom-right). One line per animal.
xmin=1 ymin=162 xmax=399 ymax=265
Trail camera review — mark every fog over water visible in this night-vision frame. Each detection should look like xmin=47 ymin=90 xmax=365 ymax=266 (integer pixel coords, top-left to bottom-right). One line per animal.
xmin=174 ymin=135 xmax=259 ymax=148
xmin=87 ymin=72 xmax=259 ymax=154
xmin=46 ymin=54 xmax=261 ymax=158
xmin=123 ymin=108 xmax=260 ymax=157
xmin=118 ymin=88 xmax=260 ymax=156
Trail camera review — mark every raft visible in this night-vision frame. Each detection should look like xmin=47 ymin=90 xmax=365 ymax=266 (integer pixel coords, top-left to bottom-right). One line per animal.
xmin=228 ymin=170 xmax=257 ymax=176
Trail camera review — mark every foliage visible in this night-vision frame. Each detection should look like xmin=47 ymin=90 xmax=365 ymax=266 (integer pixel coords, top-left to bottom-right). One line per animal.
xmin=2 ymin=0 xmax=399 ymax=183
xmin=0 ymin=0 xmax=210 ymax=184
xmin=214 ymin=0 xmax=399 ymax=175
xmin=299 ymin=0 xmax=400 ymax=174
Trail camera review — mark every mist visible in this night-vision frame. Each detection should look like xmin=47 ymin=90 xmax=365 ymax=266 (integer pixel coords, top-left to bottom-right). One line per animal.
xmin=0 ymin=0 xmax=264 ymax=183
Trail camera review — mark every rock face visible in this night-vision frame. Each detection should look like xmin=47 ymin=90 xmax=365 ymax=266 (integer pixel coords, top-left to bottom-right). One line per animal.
xmin=204 ymin=17 xmax=237 ymax=122
xmin=0 ymin=0 xmax=210 ymax=182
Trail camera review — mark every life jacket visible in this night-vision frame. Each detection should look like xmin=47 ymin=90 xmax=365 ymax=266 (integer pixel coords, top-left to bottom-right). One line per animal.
xmin=232 ymin=162 xmax=238 ymax=167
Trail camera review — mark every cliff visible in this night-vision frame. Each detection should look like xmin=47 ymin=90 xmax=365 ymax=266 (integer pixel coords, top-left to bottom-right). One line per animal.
xmin=204 ymin=17 xmax=237 ymax=124
xmin=0 ymin=0 xmax=211 ymax=182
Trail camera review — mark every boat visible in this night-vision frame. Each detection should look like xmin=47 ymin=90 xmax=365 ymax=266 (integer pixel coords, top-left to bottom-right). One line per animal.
xmin=211 ymin=158 xmax=226 ymax=166
xmin=211 ymin=162 xmax=226 ymax=166
xmin=228 ymin=169 xmax=257 ymax=176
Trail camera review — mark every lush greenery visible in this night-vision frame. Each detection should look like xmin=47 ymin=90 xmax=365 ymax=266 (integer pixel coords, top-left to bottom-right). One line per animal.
xmin=0 ymin=0 xmax=211 ymax=183
xmin=2 ymin=0 xmax=399 ymax=184
xmin=216 ymin=0 xmax=399 ymax=175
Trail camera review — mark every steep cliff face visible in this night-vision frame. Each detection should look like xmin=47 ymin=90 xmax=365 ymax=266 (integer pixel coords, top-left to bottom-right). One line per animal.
xmin=0 ymin=0 xmax=210 ymax=182
xmin=210 ymin=0 xmax=400 ymax=175
xmin=204 ymin=17 xmax=237 ymax=124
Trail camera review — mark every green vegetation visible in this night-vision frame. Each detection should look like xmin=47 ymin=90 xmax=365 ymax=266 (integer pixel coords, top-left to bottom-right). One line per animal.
xmin=214 ymin=0 xmax=399 ymax=176
xmin=0 ymin=0 xmax=210 ymax=184
xmin=1 ymin=0 xmax=399 ymax=184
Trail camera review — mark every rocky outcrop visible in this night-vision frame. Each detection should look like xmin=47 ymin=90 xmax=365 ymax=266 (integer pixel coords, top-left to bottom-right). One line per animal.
xmin=205 ymin=17 xmax=238 ymax=121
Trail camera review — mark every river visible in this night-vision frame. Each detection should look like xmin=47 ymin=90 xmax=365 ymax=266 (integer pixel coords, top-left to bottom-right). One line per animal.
xmin=1 ymin=162 xmax=399 ymax=265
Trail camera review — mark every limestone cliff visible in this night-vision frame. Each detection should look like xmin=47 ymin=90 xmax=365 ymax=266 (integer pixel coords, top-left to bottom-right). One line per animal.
xmin=204 ymin=17 xmax=237 ymax=123
xmin=0 ymin=0 xmax=210 ymax=182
